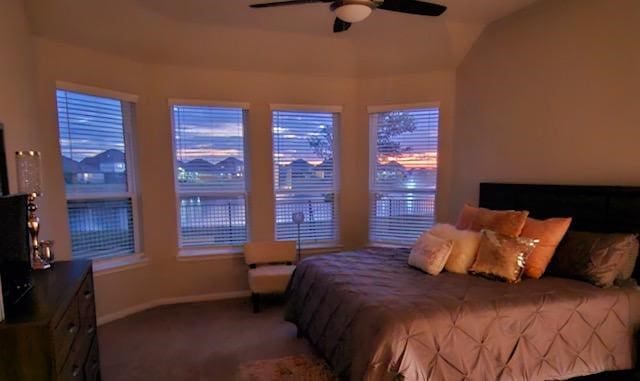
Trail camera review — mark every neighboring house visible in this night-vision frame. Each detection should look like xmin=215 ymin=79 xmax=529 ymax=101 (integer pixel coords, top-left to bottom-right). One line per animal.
xmin=62 ymin=149 xmax=129 ymax=186
xmin=211 ymin=157 xmax=244 ymax=178
xmin=62 ymin=156 xmax=103 ymax=184
xmin=314 ymin=159 xmax=333 ymax=181
xmin=377 ymin=161 xmax=406 ymax=180
xmin=178 ymin=157 xmax=244 ymax=183
xmin=277 ymin=159 xmax=314 ymax=191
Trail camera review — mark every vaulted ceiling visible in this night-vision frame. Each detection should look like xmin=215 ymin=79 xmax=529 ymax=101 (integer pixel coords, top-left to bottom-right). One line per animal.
xmin=24 ymin=0 xmax=537 ymax=77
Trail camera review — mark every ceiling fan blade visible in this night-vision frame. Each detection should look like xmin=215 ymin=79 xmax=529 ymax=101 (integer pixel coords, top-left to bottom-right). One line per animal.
xmin=333 ymin=18 xmax=352 ymax=33
xmin=377 ymin=0 xmax=446 ymax=16
xmin=250 ymin=0 xmax=330 ymax=8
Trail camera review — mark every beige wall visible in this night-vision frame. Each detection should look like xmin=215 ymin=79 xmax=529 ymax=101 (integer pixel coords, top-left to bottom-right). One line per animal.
xmin=0 ymin=0 xmax=38 ymax=193
xmin=31 ymin=38 xmax=455 ymax=318
xmin=451 ymin=0 xmax=640 ymax=215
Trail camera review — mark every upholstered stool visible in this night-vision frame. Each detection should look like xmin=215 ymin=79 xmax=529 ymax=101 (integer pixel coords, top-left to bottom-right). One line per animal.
xmin=244 ymin=241 xmax=297 ymax=313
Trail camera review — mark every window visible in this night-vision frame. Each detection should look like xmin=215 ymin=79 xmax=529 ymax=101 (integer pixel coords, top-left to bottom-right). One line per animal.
xmin=56 ymin=87 xmax=139 ymax=260
xmin=272 ymin=109 xmax=339 ymax=244
xmin=171 ymin=103 xmax=248 ymax=248
xmin=369 ymin=106 xmax=439 ymax=245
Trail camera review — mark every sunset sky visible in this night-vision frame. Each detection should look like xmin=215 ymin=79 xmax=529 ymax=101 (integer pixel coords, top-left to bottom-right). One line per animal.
xmin=60 ymin=94 xmax=437 ymax=171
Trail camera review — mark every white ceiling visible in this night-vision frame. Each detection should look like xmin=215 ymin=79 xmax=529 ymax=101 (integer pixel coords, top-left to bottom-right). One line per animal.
xmin=24 ymin=0 xmax=538 ymax=77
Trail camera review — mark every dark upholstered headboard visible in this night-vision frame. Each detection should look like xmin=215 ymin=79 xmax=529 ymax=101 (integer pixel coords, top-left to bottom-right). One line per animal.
xmin=479 ymin=183 xmax=640 ymax=278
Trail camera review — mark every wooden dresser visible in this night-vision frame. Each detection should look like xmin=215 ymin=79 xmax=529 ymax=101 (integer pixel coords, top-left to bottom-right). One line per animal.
xmin=0 ymin=261 xmax=101 ymax=381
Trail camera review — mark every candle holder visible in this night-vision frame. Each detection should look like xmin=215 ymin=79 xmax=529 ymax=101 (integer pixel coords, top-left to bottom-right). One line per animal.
xmin=16 ymin=151 xmax=50 ymax=270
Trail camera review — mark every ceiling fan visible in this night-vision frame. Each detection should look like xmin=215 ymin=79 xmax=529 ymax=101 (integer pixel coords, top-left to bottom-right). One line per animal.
xmin=249 ymin=0 xmax=447 ymax=33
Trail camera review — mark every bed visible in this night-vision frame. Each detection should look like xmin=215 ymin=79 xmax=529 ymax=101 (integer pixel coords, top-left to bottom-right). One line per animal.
xmin=284 ymin=183 xmax=640 ymax=380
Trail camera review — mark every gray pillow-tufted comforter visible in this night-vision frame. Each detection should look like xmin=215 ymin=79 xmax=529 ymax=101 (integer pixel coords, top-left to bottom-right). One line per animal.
xmin=285 ymin=248 xmax=640 ymax=380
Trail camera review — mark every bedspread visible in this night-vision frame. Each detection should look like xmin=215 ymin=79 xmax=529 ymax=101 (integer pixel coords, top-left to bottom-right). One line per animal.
xmin=284 ymin=248 xmax=640 ymax=380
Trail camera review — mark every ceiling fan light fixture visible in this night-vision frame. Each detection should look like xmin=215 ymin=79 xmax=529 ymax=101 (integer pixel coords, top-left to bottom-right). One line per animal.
xmin=334 ymin=3 xmax=373 ymax=23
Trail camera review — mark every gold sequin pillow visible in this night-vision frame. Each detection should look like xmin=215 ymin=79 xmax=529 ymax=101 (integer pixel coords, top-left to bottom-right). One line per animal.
xmin=470 ymin=230 xmax=538 ymax=283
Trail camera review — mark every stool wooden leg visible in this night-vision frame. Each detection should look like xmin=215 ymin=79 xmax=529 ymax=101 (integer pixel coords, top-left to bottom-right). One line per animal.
xmin=251 ymin=293 xmax=260 ymax=313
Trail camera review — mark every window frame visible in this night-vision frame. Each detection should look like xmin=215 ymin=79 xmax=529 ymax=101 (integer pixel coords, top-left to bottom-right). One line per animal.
xmin=367 ymin=102 xmax=441 ymax=247
xmin=55 ymin=81 xmax=144 ymax=265
xmin=270 ymin=104 xmax=342 ymax=248
xmin=169 ymin=99 xmax=251 ymax=257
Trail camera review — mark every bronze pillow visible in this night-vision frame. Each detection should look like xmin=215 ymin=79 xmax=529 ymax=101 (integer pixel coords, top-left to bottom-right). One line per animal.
xmin=469 ymin=230 xmax=538 ymax=284
xmin=469 ymin=208 xmax=530 ymax=237
xmin=548 ymin=231 xmax=637 ymax=288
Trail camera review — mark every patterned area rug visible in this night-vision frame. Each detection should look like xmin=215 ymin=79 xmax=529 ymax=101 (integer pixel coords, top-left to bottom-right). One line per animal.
xmin=237 ymin=355 xmax=338 ymax=381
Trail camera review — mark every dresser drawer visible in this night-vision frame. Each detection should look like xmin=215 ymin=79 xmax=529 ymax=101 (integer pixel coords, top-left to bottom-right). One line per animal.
xmin=54 ymin=298 xmax=80 ymax=372
xmin=58 ymin=342 xmax=86 ymax=381
xmin=84 ymin=338 xmax=100 ymax=381
xmin=78 ymin=275 xmax=95 ymax=317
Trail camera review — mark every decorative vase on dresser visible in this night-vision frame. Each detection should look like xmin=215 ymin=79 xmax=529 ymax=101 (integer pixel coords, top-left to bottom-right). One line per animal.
xmin=0 ymin=260 xmax=101 ymax=381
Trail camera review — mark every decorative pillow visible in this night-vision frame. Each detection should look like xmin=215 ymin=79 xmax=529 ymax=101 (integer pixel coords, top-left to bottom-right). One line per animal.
xmin=469 ymin=230 xmax=538 ymax=283
xmin=520 ymin=217 xmax=572 ymax=279
xmin=470 ymin=208 xmax=530 ymax=237
xmin=408 ymin=232 xmax=454 ymax=275
xmin=549 ymin=231 xmax=637 ymax=288
xmin=616 ymin=236 xmax=639 ymax=282
xmin=455 ymin=204 xmax=478 ymax=230
xmin=429 ymin=223 xmax=482 ymax=274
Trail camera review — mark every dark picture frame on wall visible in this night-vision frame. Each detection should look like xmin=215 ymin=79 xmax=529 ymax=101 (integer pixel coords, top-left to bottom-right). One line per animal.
xmin=0 ymin=123 xmax=9 ymax=195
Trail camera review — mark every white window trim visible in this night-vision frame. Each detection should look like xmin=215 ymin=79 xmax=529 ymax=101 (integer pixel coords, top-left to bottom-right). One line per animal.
xmin=93 ymin=252 xmax=149 ymax=276
xmin=366 ymin=101 xmax=440 ymax=114
xmin=56 ymin=82 xmax=144 ymax=264
xmin=169 ymin=100 xmax=251 ymax=255
xmin=56 ymin=81 xmax=139 ymax=103
xmin=367 ymin=103 xmax=441 ymax=247
xmin=270 ymin=103 xmax=343 ymax=113
xmin=178 ymin=247 xmax=244 ymax=261
xmin=270 ymin=106 xmax=341 ymax=246
xmin=168 ymin=98 xmax=250 ymax=109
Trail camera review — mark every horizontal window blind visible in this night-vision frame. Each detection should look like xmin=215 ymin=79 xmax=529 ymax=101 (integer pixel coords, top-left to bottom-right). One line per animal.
xmin=56 ymin=89 xmax=138 ymax=260
xmin=179 ymin=196 xmax=247 ymax=247
xmin=67 ymin=199 xmax=135 ymax=259
xmin=272 ymin=110 xmax=338 ymax=243
xmin=369 ymin=108 xmax=439 ymax=245
xmin=172 ymin=105 xmax=248 ymax=247
xmin=57 ymin=90 xmax=130 ymax=194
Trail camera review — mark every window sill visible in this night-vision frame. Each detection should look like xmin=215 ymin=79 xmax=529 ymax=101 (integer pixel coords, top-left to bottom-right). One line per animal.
xmin=296 ymin=243 xmax=343 ymax=260
xmin=178 ymin=246 xmax=244 ymax=261
xmin=93 ymin=253 xmax=149 ymax=276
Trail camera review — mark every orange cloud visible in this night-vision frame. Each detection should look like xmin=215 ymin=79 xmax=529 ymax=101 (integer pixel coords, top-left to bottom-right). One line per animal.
xmin=380 ymin=152 xmax=438 ymax=169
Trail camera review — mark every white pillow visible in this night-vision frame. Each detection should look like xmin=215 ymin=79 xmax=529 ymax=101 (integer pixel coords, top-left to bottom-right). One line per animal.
xmin=429 ymin=223 xmax=482 ymax=274
xmin=409 ymin=232 xmax=454 ymax=275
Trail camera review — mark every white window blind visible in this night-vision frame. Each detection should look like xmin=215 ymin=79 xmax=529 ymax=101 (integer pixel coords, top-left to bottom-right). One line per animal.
xmin=272 ymin=110 xmax=338 ymax=244
xmin=56 ymin=89 xmax=139 ymax=260
xmin=172 ymin=105 xmax=248 ymax=247
xmin=369 ymin=107 xmax=439 ymax=245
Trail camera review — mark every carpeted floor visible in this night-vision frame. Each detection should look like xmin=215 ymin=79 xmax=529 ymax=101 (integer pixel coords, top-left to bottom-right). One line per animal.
xmin=98 ymin=297 xmax=313 ymax=381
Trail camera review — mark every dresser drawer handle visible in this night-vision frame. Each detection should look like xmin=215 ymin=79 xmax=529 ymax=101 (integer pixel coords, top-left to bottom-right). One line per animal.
xmin=87 ymin=324 xmax=95 ymax=334
xmin=84 ymin=290 xmax=93 ymax=299
xmin=68 ymin=323 xmax=77 ymax=334
xmin=72 ymin=365 xmax=81 ymax=377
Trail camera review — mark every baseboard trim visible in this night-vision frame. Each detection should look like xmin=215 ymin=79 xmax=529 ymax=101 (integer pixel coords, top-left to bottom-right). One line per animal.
xmin=96 ymin=290 xmax=251 ymax=326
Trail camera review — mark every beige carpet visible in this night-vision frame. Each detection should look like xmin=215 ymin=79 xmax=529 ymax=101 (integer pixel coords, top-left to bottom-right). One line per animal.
xmin=98 ymin=298 xmax=314 ymax=381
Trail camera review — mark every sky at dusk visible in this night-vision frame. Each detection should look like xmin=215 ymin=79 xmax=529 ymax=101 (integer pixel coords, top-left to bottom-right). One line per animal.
xmin=58 ymin=92 xmax=439 ymax=170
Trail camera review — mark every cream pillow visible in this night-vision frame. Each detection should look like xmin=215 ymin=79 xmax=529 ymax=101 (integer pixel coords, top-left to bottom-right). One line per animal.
xmin=430 ymin=223 xmax=482 ymax=274
xmin=409 ymin=232 xmax=454 ymax=276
